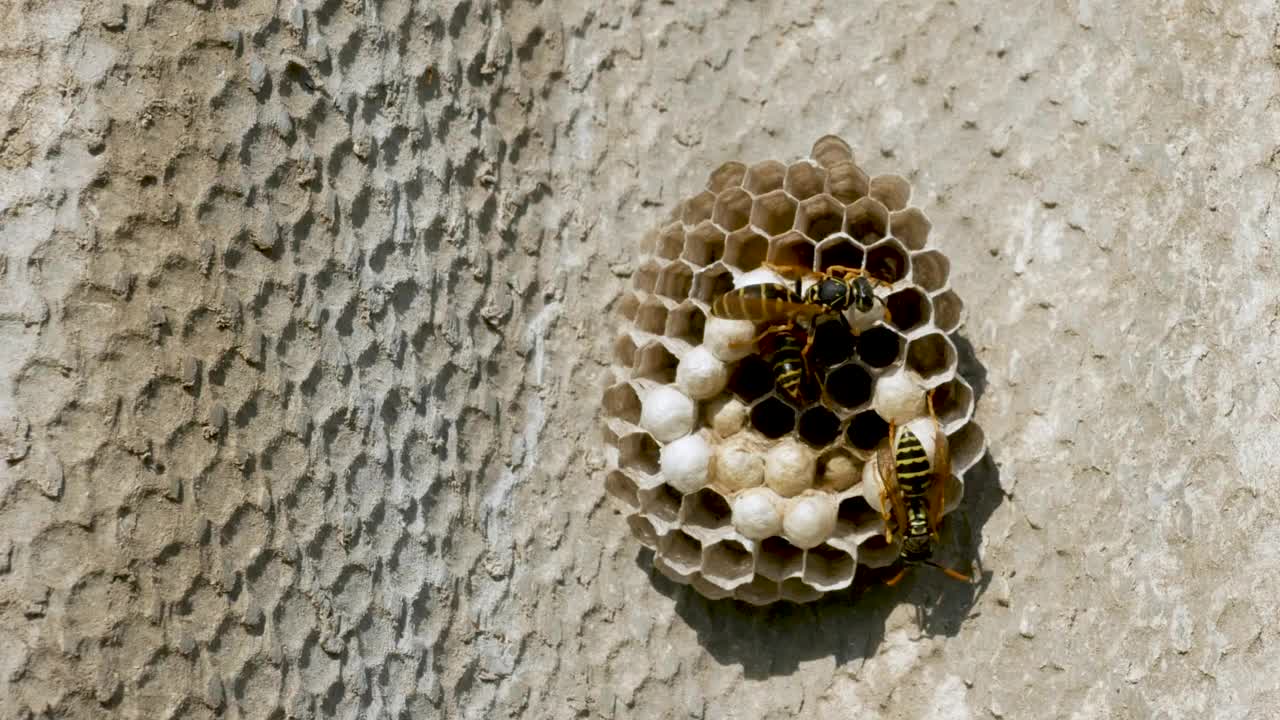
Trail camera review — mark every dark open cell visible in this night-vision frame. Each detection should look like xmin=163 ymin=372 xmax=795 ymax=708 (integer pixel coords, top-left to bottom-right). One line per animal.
xmin=799 ymin=197 xmax=844 ymax=241
xmin=906 ymin=333 xmax=955 ymax=379
xmin=682 ymin=225 xmax=726 ymax=266
xmin=827 ymin=161 xmax=869 ymax=204
xmin=612 ymin=335 xmax=637 ymax=369
xmin=712 ymin=189 xmax=753 ymax=231
xmin=845 ymin=201 xmax=887 ymax=242
xmin=691 ymin=268 xmax=735 ymax=304
xmin=886 ymin=288 xmax=929 ymax=332
xmin=666 ymin=304 xmax=706 ymax=345
xmin=605 ymin=470 xmax=640 ymax=510
xmin=635 ymin=342 xmax=677 ymax=384
xmin=825 ymin=363 xmax=873 ymax=409
xmin=865 ymin=243 xmax=908 ymax=284
xmin=784 ymin=163 xmax=826 ymax=200
xmin=728 ymin=230 xmax=770 ymax=271
xmin=750 ymin=396 xmax=796 ymax=438
xmin=681 ymin=191 xmax=716 ymax=226
xmin=657 ymin=225 xmax=684 ymax=259
xmin=749 ymin=192 xmax=797 ymax=237
xmin=930 ymin=378 xmax=973 ymax=427
xmin=856 ymin=326 xmax=902 ymax=368
xmin=757 ymin=536 xmax=805 ymax=580
xmin=704 ymin=539 xmax=754 ymax=578
xmin=846 ymin=410 xmax=889 ymax=451
xmin=798 ymin=405 xmax=841 ymax=447
xmin=728 ymin=355 xmax=774 ymax=402
xmin=618 ymin=432 xmax=660 ymax=474
xmin=683 ymin=488 xmax=732 ymax=531
xmin=807 ymin=543 xmax=854 ymax=573
xmin=602 ymin=382 xmax=641 ymax=424
xmin=816 ymin=240 xmax=864 ymax=275
xmin=663 ymin=530 xmax=702 ymax=569
xmin=837 ymin=495 xmax=877 ymax=527
xmin=634 ymin=300 xmax=668 ymax=335
xmin=656 ymin=263 xmax=694 ymax=301
xmin=809 ymin=314 xmax=857 ymax=368
xmin=707 ymin=161 xmax=747 ymax=194
xmin=646 ymin=483 xmax=683 ymax=523
xmin=771 ymin=236 xmax=815 ymax=270
xmin=745 ymin=160 xmax=786 ymax=195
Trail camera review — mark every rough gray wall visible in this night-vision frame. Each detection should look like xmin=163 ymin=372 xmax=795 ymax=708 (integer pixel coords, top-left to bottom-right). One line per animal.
xmin=2 ymin=1 xmax=1279 ymax=718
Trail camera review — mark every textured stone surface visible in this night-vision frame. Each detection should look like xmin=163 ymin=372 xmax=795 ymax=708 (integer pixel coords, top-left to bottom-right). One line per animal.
xmin=3 ymin=1 xmax=1280 ymax=718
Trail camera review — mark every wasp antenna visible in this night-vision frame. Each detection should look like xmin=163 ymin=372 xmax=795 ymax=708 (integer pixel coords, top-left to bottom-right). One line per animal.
xmin=926 ymin=560 xmax=972 ymax=583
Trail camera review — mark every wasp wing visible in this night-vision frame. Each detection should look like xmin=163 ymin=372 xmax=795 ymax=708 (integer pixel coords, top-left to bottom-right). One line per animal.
xmin=926 ymin=420 xmax=952 ymax=534
xmin=876 ymin=438 xmax=908 ymax=538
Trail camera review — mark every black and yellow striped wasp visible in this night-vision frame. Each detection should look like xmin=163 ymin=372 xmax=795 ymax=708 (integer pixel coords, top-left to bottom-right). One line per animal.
xmin=874 ymin=391 xmax=971 ymax=585
xmin=713 ymin=263 xmax=888 ymax=406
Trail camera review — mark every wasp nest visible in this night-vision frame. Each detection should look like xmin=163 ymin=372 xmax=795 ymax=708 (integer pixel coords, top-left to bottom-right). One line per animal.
xmin=602 ymin=136 xmax=986 ymax=604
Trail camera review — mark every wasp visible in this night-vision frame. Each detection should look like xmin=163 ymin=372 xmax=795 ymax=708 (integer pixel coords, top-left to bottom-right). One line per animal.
xmin=738 ymin=322 xmax=813 ymax=406
xmin=713 ymin=263 xmax=889 ymax=367
xmin=873 ymin=391 xmax=971 ymax=585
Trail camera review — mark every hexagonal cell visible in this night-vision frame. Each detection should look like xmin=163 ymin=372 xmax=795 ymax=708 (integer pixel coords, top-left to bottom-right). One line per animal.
xmin=856 ymin=534 xmax=899 ymax=569
xmin=724 ymin=228 xmax=770 ymax=272
xmin=603 ymin=381 xmax=642 ymax=424
xmin=690 ymin=264 xmax=735 ymax=305
xmin=784 ymin=162 xmax=827 ymax=200
xmin=690 ymin=573 xmax=735 ymax=600
xmin=824 ymin=363 xmax=873 ymax=409
xmin=756 ymin=536 xmax=805 ymax=581
xmin=657 ymin=224 xmax=685 ymax=259
xmin=735 ymin=576 xmax=781 ymax=605
xmin=702 ymin=539 xmax=754 ymax=588
xmin=809 ymin=313 xmax=856 ymax=368
xmin=846 ymin=410 xmax=889 ymax=451
xmin=666 ymin=302 xmax=706 ymax=346
xmin=641 ymin=483 xmax=684 ymax=524
xmin=780 ymin=578 xmax=823 ymax=603
xmin=749 ymin=190 xmax=798 ymax=236
xmin=905 ymin=333 xmax=957 ymax=383
xmin=633 ymin=260 xmax=662 ymax=293
xmin=681 ymin=190 xmax=716 ymax=226
xmin=768 ymin=231 xmax=815 ymax=270
xmin=844 ymin=197 xmax=889 ymax=244
xmin=797 ymin=405 xmax=841 ymax=447
xmin=682 ymin=487 xmax=732 ymax=533
xmin=804 ymin=544 xmax=855 ymax=591
xmin=795 ymin=195 xmax=845 ymax=243
xmin=658 ymin=530 xmax=703 ymax=575
xmin=618 ymin=431 xmax=660 ymax=476
xmin=810 ymin=135 xmax=854 ymax=168
xmin=836 ymin=495 xmax=878 ymax=534
xmin=911 ymin=250 xmax=950 ymax=292
xmin=712 ymin=188 xmax=753 ymax=232
xmin=626 ymin=513 xmax=659 ymax=549
xmin=869 ymin=174 xmax=910 ymax=211
xmin=683 ymin=222 xmax=727 ymax=266
xmin=815 ymin=237 xmax=864 ymax=275
xmin=890 ymin=208 xmax=931 ymax=251
xmin=618 ymin=292 xmax=640 ymax=321
xmin=606 ymin=470 xmax=641 ymax=510
xmin=635 ymin=342 xmax=678 ymax=384
xmin=818 ymin=449 xmax=860 ymax=492
xmin=656 ymin=262 xmax=694 ymax=301
xmin=931 ymin=289 xmax=963 ymax=334
xmin=865 ymin=240 xmax=909 ymax=285
xmin=728 ymin=355 xmax=773 ymax=403
xmin=634 ymin=297 xmax=669 ymax=335
xmin=708 ymin=161 xmax=747 ymax=193
xmin=930 ymin=377 xmax=975 ymax=430
xmin=947 ymin=421 xmax=986 ymax=476
xmin=942 ymin=472 xmax=964 ymax=515
xmin=613 ymin=334 xmax=638 ymax=369
xmin=826 ymin=161 xmax=870 ymax=204
xmin=744 ymin=160 xmax=786 ymax=195
xmin=885 ymin=287 xmax=931 ymax=333
xmin=750 ymin=396 xmax=796 ymax=439
xmin=855 ymin=326 xmax=904 ymax=368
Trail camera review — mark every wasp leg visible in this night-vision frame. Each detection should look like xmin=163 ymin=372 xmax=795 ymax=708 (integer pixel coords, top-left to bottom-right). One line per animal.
xmin=885 ymin=567 xmax=909 ymax=587
xmin=821 ymin=264 xmax=866 ymax=280
xmin=762 ymin=261 xmax=813 ymax=280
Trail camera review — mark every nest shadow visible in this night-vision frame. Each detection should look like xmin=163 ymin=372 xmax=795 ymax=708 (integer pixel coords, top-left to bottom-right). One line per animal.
xmin=639 ymin=330 xmax=1004 ymax=678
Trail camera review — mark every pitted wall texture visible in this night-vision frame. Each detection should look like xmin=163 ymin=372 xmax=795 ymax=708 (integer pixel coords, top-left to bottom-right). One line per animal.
xmin=3 ymin=1 xmax=1280 ymax=719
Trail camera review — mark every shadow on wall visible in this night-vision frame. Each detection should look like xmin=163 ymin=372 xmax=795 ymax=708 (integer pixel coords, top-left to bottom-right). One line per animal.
xmin=638 ymin=331 xmax=1004 ymax=677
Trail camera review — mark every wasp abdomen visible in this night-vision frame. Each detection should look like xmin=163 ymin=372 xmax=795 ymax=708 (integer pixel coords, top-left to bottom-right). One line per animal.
xmin=757 ymin=326 xmax=808 ymax=406
xmin=711 ymin=283 xmax=804 ymax=321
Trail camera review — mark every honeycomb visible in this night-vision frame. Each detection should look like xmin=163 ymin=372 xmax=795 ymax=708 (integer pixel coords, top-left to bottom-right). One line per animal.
xmin=602 ymin=136 xmax=986 ymax=604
